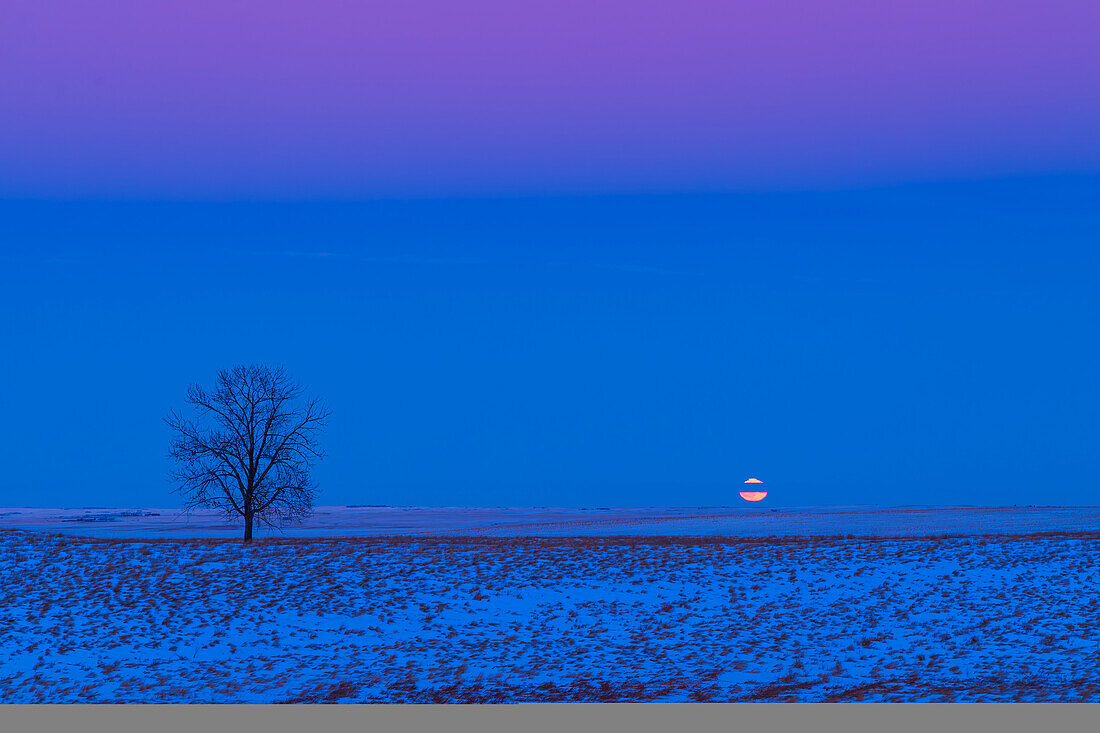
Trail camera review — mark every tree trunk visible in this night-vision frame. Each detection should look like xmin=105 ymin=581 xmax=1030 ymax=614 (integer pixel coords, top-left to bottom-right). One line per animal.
xmin=244 ymin=512 xmax=254 ymax=543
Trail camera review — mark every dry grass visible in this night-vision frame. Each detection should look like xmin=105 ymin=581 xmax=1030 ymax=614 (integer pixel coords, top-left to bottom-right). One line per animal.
xmin=2 ymin=528 xmax=1100 ymax=702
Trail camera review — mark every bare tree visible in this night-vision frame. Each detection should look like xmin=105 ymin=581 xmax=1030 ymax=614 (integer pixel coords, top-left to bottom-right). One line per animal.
xmin=165 ymin=364 xmax=329 ymax=541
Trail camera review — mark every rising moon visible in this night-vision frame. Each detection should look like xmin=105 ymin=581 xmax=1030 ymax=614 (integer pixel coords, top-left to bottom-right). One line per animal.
xmin=740 ymin=478 xmax=767 ymax=502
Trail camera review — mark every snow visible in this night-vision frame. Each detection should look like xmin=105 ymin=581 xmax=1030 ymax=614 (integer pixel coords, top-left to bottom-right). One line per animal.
xmin=2 ymin=504 xmax=1099 ymax=539
xmin=3 ymin=512 xmax=1100 ymax=702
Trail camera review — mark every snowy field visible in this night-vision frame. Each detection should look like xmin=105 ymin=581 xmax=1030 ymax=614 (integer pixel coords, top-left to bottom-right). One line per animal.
xmin=3 ymin=510 xmax=1100 ymax=702
xmin=2 ymin=504 xmax=1100 ymax=538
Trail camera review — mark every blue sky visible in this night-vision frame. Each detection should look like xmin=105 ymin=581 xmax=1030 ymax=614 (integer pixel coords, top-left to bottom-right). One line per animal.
xmin=2 ymin=176 xmax=1099 ymax=507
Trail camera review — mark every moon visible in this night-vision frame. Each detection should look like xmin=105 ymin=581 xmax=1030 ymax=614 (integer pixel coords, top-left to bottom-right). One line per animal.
xmin=740 ymin=478 xmax=767 ymax=502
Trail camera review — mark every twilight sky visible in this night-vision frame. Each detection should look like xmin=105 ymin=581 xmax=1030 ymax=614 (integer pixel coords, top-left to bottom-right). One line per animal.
xmin=2 ymin=3 xmax=1100 ymax=508
xmin=3 ymin=0 xmax=1100 ymax=196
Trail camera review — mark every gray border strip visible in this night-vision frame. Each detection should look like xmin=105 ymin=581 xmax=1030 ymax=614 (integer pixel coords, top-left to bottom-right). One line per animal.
xmin=3 ymin=703 xmax=1098 ymax=733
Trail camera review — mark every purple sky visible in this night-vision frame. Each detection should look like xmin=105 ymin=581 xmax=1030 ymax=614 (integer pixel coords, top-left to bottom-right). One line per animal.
xmin=4 ymin=0 xmax=1100 ymax=197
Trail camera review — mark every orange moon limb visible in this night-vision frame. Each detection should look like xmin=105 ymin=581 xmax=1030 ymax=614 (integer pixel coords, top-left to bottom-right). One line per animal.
xmin=739 ymin=491 xmax=768 ymax=502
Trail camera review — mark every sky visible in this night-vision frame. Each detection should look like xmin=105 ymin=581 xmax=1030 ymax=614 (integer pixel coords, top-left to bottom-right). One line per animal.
xmin=3 ymin=1 xmax=1100 ymax=196
xmin=2 ymin=3 xmax=1099 ymax=507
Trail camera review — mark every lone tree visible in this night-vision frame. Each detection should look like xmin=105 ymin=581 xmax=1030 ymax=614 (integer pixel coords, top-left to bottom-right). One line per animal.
xmin=166 ymin=364 xmax=329 ymax=541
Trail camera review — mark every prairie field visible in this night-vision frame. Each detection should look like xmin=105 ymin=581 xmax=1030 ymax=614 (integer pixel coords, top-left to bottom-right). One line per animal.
xmin=3 ymin=522 xmax=1100 ymax=702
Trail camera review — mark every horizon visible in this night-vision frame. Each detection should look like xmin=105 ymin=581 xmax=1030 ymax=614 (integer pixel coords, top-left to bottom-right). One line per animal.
xmin=3 ymin=502 xmax=1087 ymax=509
